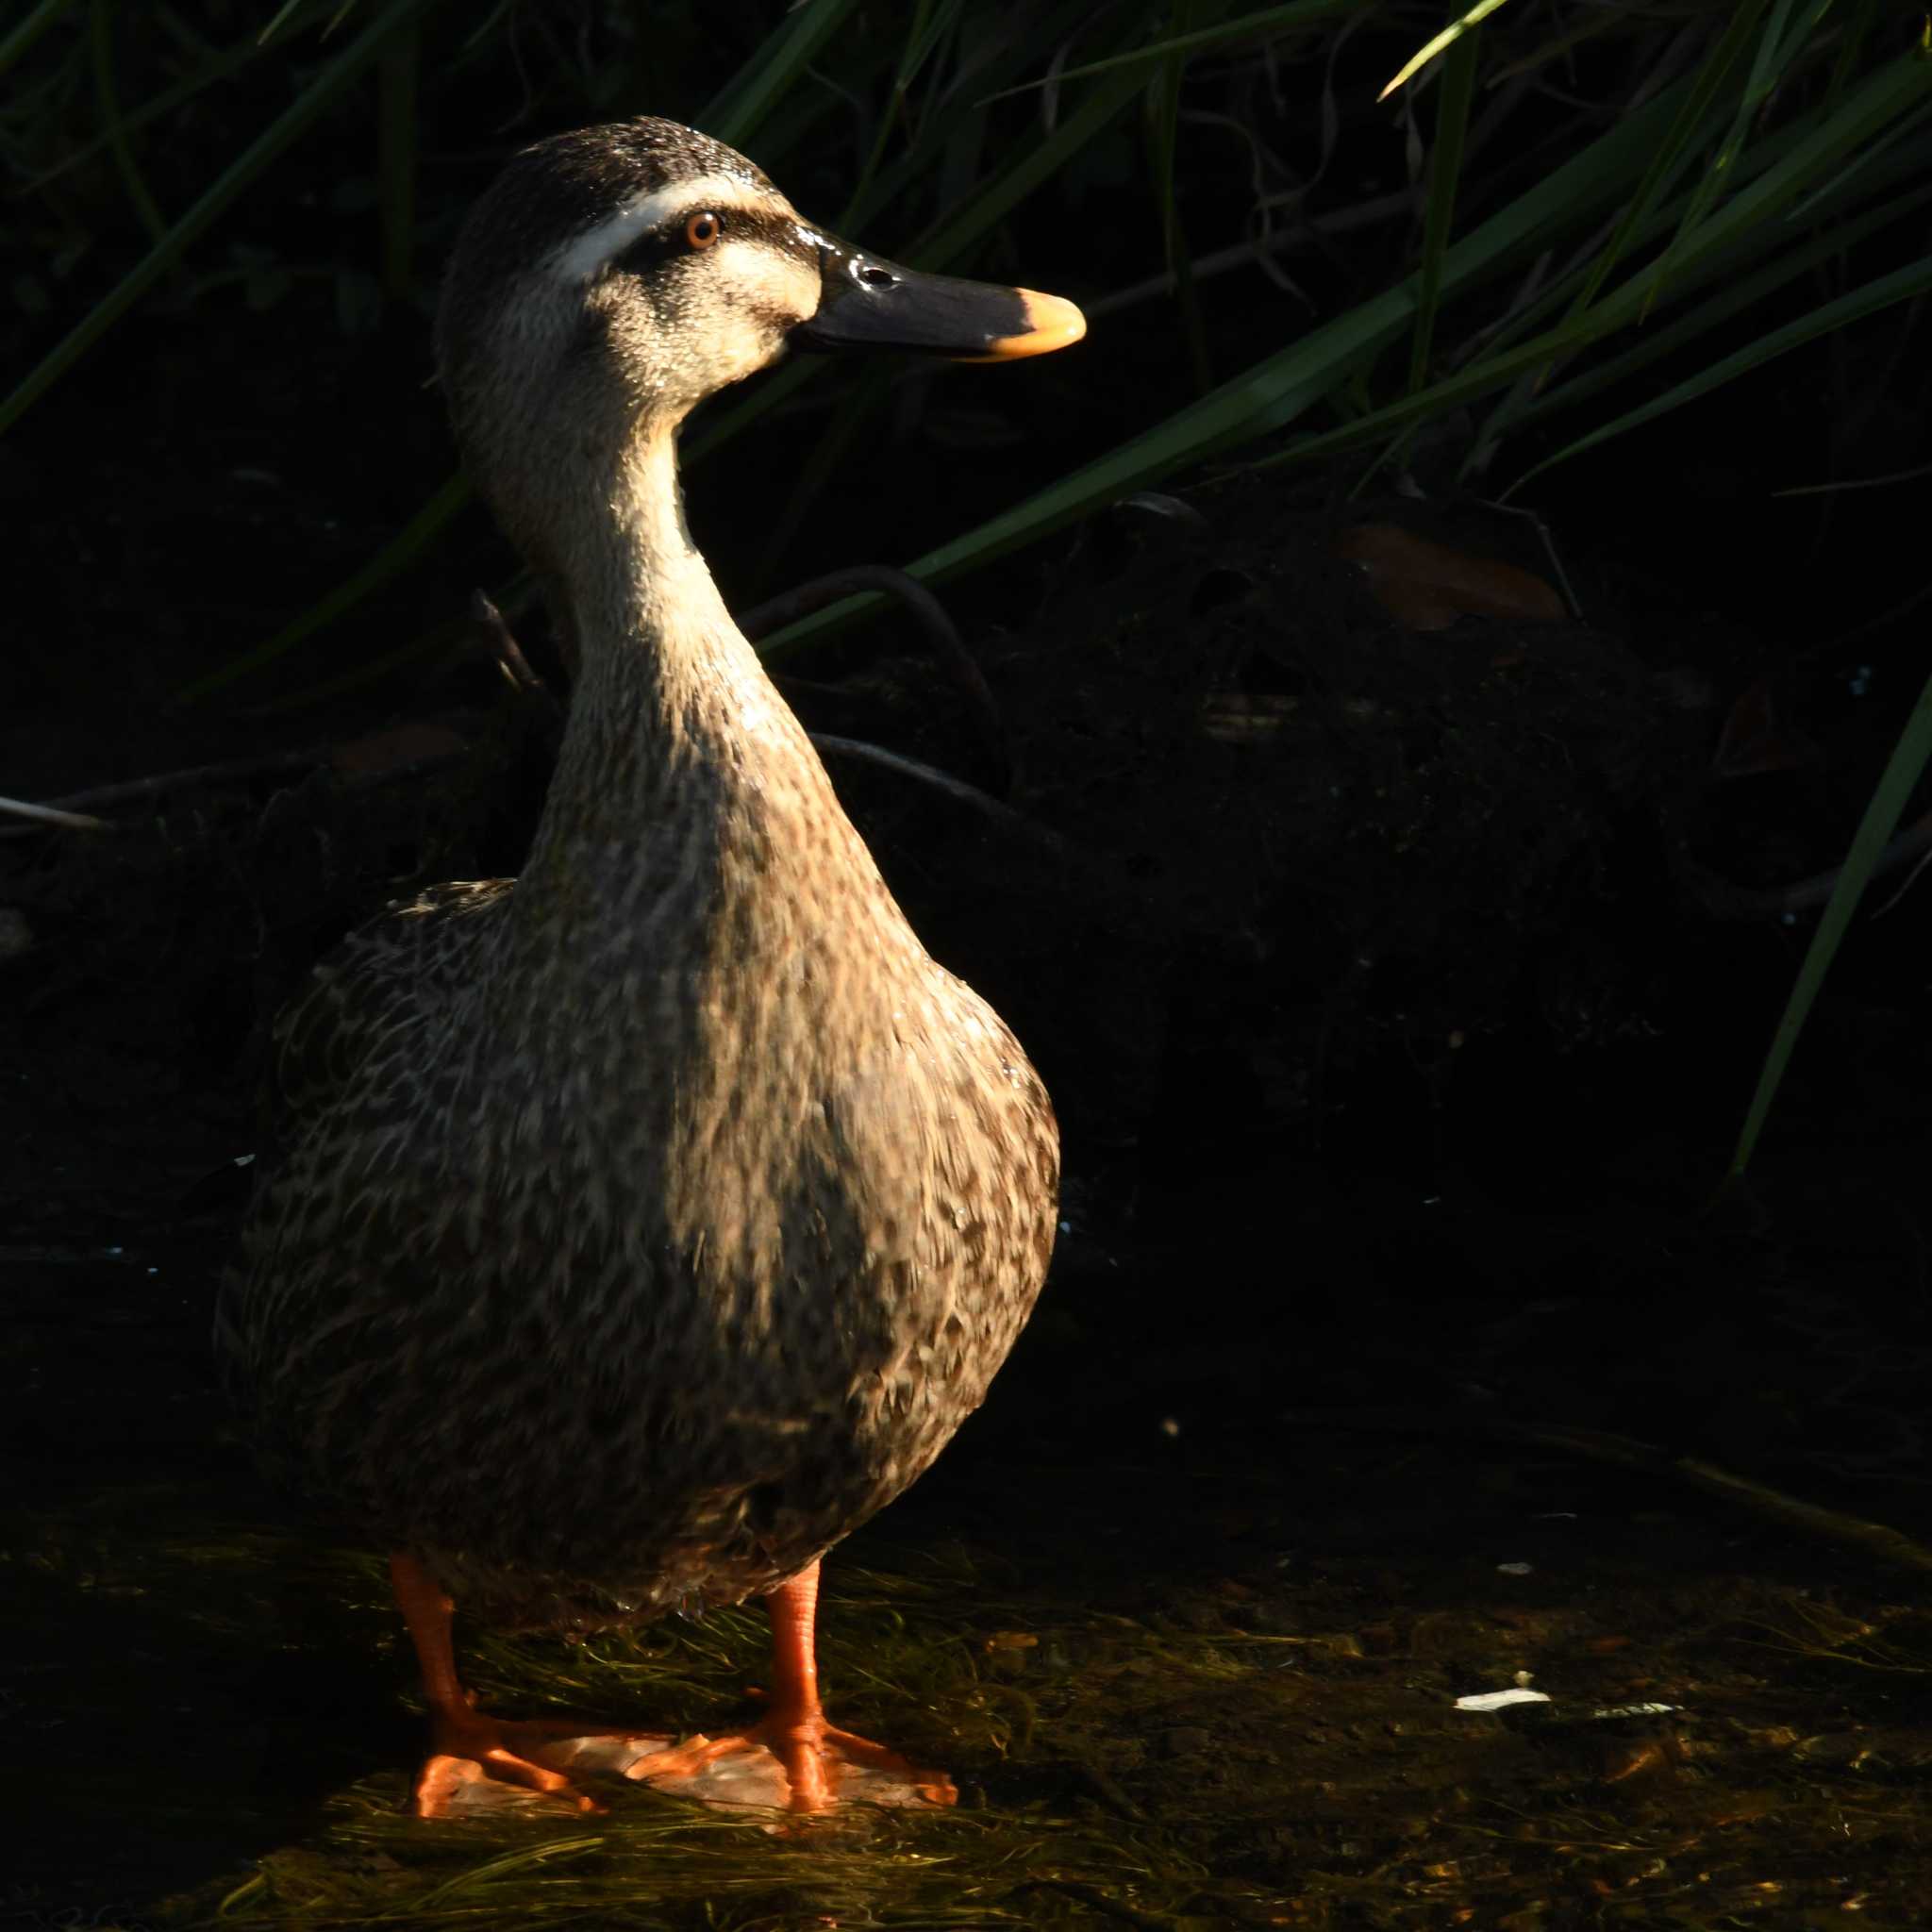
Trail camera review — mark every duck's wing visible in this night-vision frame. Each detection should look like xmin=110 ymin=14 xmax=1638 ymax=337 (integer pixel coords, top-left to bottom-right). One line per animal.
xmin=270 ymin=878 xmax=513 ymax=1132
xmin=216 ymin=878 xmax=514 ymax=1409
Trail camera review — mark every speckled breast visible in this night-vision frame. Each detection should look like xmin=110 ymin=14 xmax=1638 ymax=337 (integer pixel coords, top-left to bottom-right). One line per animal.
xmin=228 ymin=961 xmax=1058 ymax=1629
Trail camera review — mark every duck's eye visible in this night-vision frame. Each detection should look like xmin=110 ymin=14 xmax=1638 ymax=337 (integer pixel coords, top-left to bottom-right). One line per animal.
xmin=685 ymin=211 xmax=723 ymax=250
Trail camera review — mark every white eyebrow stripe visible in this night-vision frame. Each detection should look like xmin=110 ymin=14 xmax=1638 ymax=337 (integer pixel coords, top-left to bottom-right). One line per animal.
xmin=547 ymin=173 xmax=780 ymax=283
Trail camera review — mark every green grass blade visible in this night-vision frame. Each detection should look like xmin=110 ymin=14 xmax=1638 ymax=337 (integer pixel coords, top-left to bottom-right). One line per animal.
xmin=758 ymin=73 xmax=1701 ymax=656
xmin=779 ymin=39 xmax=1924 ymax=645
xmin=840 ymin=0 xmax=940 ymax=215
xmin=408 ymin=1836 xmax=608 ymax=1911
xmin=1827 ymin=0 xmax=1888 ymax=96
xmin=0 ymin=0 xmax=437 ymax=438
xmin=1482 ymin=45 xmax=1932 ymax=469
xmin=982 ymin=0 xmax=1361 ymax=101
xmin=1783 ymin=93 xmax=1932 ymax=225
xmin=1408 ymin=24 xmax=1479 ymax=394
xmin=1675 ymin=45 xmax=1932 ymax=265
xmin=1730 ymin=670 xmax=1932 ymax=1178
xmin=908 ymin=58 xmax=1148 ymax=270
xmin=1565 ymin=0 xmax=1772 ymax=323
xmin=19 ymin=22 xmax=268 ymax=193
xmin=1471 ymin=68 xmax=1930 ymax=456
xmin=901 ymin=0 xmax=965 ymax=85
xmin=838 ymin=0 xmax=1099 ymax=225
xmin=1274 ymin=215 xmax=1930 ymax=485
xmin=0 ymin=0 xmax=76 ymax=79
xmin=1380 ymin=0 xmax=1514 ymax=101
xmin=1311 ymin=50 xmax=1932 ymax=476
xmin=255 ymin=0 xmax=313 ymax=45
xmin=1467 ymin=67 xmax=1809 ymax=383
xmin=1640 ymin=0 xmax=1815 ymax=318
xmin=90 ymin=0 xmax=168 ymax=243
xmin=835 ymin=0 xmax=994 ymax=222
xmin=1509 ymin=172 xmax=1932 ymax=437
xmin=702 ymin=0 xmax=868 ymax=147
xmin=1150 ymin=11 xmax=1211 ymax=392
xmin=1511 ymin=251 xmax=1932 ymax=491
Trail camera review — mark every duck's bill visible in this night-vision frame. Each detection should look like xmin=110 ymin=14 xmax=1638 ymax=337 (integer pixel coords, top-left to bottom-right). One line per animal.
xmin=792 ymin=237 xmax=1085 ymax=361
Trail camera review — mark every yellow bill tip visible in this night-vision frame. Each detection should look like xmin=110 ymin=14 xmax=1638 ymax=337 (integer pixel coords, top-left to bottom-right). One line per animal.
xmin=982 ymin=289 xmax=1087 ymax=360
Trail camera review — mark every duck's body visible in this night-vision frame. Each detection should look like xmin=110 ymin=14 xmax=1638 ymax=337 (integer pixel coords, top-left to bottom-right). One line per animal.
xmin=219 ymin=118 xmax=1077 ymax=1812
xmin=233 ymin=488 xmax=1056 ymax=1626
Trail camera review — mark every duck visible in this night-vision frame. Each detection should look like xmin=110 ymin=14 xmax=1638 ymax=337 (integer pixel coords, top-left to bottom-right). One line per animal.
xmin=217 ymin=115 xmax=1081 ymax=1818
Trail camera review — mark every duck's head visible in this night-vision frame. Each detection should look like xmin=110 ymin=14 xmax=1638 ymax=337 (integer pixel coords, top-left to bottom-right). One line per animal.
xmin=437 ymin=117 xmax=1084 ymax=571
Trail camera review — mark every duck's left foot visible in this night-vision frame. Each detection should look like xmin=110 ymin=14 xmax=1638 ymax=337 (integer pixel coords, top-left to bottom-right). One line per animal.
xmin=625 ymin=1709 xmax=956 ymax=1812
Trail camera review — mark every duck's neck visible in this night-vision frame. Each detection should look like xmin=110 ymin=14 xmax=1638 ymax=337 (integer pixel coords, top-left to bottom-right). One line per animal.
xmin=506 ymin=425 xmax=866 ymax=956
xmin=534 ymin=426 xmax=772 ymax=816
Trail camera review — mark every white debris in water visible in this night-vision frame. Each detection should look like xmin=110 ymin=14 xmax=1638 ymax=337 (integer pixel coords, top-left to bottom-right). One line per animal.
xmin=1455 ymin=1688 xmax=1552 ymax=1712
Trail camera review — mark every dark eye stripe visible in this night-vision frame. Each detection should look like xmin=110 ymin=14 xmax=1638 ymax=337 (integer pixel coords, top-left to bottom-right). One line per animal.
xmin=612 ymin=225 xmax=688 ymax=273
xmin=611 ymin=208 xmax=812 ymax=277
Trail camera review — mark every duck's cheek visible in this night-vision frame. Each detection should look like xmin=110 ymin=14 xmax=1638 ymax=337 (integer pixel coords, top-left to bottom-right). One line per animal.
xmin=698 ymin=243 xmax=821 ymax=379
xmin=710 ymin=317 xmax=793 ymax=390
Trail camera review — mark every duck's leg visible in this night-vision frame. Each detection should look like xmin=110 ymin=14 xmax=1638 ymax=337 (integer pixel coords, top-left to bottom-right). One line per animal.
xmin=390 ymin=1552 xmax=604 ymax=1817
xmin=625 ymin=1560 xmax=958 ymax=1812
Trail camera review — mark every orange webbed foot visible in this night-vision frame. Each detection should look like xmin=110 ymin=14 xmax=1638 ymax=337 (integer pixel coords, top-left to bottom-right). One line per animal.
xmin=619 ymin=1558 xmax=958 ymax=1813
xmin=625 ymin=1708 xmax=957 ymax=1813
xmin=411 ymin=1707 xmax=616 ymax=1817
xmin=387 ymin=1553 xmax=945 ymax=1820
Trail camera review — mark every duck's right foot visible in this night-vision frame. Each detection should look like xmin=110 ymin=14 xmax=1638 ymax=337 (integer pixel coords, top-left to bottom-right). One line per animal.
xmin=412 ymin=1707 xmax=611 ymax=1817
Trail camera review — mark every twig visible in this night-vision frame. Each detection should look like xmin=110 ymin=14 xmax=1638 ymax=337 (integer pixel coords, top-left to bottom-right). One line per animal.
xmin=741 ymin=564 xmax=1010 ymax=794
xmin=1475 ymin=499 xmax=1585 ymax=620
xmin=1117 ymin=491 xmax=1212 ymax=533
xmin=808 ymin=734 xmax=1070 ymax=856
xmin=0 ymin=753 xmax=323 ymax=840
xmin=0 ymin=601 xmax=566 ymax=841
xmin=0 ymin=794 xmax=112 ymax=832
xmin=470 ymin=588 xmax=560 ymax=724
xmin=43 ymin=753 xmax=313 ymax=814
xmin=1083 ymin=183 xmax=1453 ymax=324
